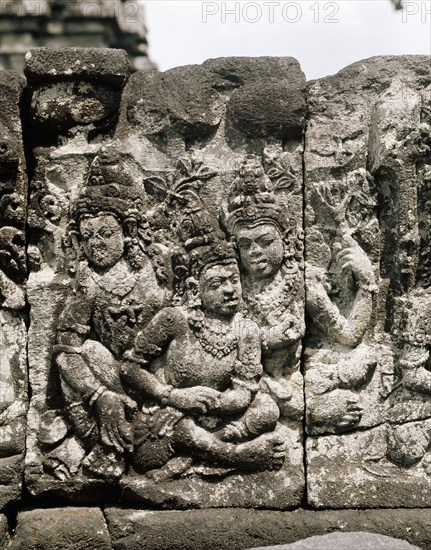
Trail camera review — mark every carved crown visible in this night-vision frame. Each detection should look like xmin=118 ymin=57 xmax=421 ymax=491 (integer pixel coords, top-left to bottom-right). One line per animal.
xmin=144 ymin=155 xmax=237 ymax=280
xmin=225 ymin=155 xmax=289 ymax=234
xmin=74 ymin=150 xmax=144 ymax=222
xmin=175 ymin=192 xmax=237 ymax=278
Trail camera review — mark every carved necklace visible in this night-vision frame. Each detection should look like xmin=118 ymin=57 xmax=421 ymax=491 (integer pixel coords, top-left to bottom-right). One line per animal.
xmin=87 ymin=260 xmax=137 ymax=298
xmin=192 ymin=315 xmax=239 ymax=359
xmin=244 ymin=265 xmax=298 ymax=325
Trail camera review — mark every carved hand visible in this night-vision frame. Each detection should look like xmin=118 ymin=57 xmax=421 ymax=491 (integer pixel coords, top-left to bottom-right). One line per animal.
xmin=264 ymin=313 xmax=304 ymax=349
xmin=168 ymin=386 xmax=221 ymax=414
xmin=329 ymin=389 xmax=363 ymax=430
xmin=94 ymin=390 xmax=137 ymax=454
xmin=309 ymin=389 xmax=363 ymax=433
xmin=337 ymin=239 xmax=375 ymax=286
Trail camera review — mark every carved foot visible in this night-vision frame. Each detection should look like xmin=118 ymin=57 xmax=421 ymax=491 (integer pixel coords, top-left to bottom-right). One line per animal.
xmin=235 ymin=432 xmax=286 ymax=471
xmin=82 ymin=445 xmax=125 ymax=480
xmin=146 ymin=456 xmax=194 ymax=482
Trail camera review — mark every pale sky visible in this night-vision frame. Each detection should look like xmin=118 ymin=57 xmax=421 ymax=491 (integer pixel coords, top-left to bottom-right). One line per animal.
xmin=144 ymin=0 xmax=431 ymax=80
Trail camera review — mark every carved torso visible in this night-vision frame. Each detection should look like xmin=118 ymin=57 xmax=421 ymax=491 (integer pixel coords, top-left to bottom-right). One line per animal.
xmin=76 ymin=258 xmax=166 ymax=358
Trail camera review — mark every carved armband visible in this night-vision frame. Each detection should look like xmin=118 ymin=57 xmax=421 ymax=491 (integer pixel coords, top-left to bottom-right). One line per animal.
xmin=234 ymin=359 xmax=262 ymax=382
xmin=399 ymin=349 xmax=430 ymax=370
xmin=88 ymin=384 xmax=107 ymax=407
xmin=159 ymin=385 xmax=174 ymax=406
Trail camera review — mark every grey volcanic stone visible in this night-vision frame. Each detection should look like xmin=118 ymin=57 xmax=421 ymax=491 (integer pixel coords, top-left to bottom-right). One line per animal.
xmin=250 ymin=531 xmax=421 ymax=550
xmin=9 ymin=508 xmax=112 ymax=549
xmin=0 ymin=70 xmax=27 ymax=511
xmin=24 ymin=48 xmax=132 ymax=143
xmin=214 ymin=57 xmax=306 ymax=139
xmin=304 ymin=55 xmax=431 ymax=508
xmin=0 ymin=515 xmax=9 ymax=549
xmin=25 ymin=56 xmax=306 ymax=509
xmin=105 ymin=508 xmax=431 ymax=550
xmin=124 ymin=66 xmax=226 ymax=137
xmin=24 ymin=48 xmax=132 ymax=85
xmin=121 ymin=56 xmax=306 ymax=141
xmin=0 ymin=71 xmax=26 ymax=134
xmin=203 ymin=57 xmax=304 ymax=86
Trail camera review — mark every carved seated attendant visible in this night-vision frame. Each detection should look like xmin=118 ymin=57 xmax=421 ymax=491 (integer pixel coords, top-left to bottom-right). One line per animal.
xmin=122 ymin=240 xmax=286 ymax=477
xmin=47 ymin=154 xmax=168 ymax=480
xmin=223 ymin=156 xmax=305 ymax=421
xmin=304 ymin=173 xmax=378 ymax=434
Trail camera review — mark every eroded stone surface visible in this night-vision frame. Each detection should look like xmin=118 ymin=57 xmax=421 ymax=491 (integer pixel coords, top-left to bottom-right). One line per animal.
xmin=24 ymin=53 xmax=306 ymax=508
xmin=0 ymin=71 xmax=28 ymax=510
xmin=304 ymin=56 xmax=431 ymax=507
xmin=2 ymin=48 xmax=429 ymax=514
xmin=105 ymin=508 xmax=431 ymax=550
xmin=24 ymin=48 xmax=134 ymax=504
xmin=8 ymin=508 xmax=111 ymax=549
xmin=0 ymin=515 xmax=9 ymax=549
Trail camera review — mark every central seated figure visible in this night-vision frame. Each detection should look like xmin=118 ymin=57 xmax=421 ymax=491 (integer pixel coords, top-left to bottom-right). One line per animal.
xmin=122 ymin=238 xmax=286 ymax=478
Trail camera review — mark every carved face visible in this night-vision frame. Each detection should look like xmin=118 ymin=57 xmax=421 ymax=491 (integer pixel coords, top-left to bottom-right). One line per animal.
xmin=199 ymin=263 xmax=241 ymax=318
xmin=236 ymin=223 xmax=284 ymax=279
xmin=80 ymin=214 xmax=124 ymax=269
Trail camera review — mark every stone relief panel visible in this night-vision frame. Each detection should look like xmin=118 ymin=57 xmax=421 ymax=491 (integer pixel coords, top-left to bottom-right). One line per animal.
xmin=0 ymin=71 xmax=28 ymax=509
xmin=24 ymin=54 xmax=307 ymax=508
xmin=304 ymin=56 xmax=431 ymax=508
xmin=24 ymin=48 xmax=135 ymax=501
xmin=12 ymin=49 xmax=430 ymax=511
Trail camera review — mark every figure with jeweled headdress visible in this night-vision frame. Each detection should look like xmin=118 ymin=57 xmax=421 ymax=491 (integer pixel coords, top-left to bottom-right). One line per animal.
xmin=39 ymin=150 xmax=169 ymax=481
xmin=223 ymin=155 xmax=305 ymax=423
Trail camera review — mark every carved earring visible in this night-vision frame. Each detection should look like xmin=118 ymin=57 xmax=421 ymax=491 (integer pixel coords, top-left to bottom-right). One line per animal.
xmin=186 ymin=277 xmax=202 ymax=308
xmin=68 ymin=229 xmax=86 ymax=263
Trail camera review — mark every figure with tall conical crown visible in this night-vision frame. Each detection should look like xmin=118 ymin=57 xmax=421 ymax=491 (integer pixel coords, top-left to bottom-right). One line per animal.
xmin=44 ymin=150 xmax=169 ymax=480
xmin=223 ymin=155 xmax=305 ymax=423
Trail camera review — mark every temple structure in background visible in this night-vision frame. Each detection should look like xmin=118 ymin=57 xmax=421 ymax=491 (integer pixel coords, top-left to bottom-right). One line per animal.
xmin=0 ymin=0 xmax=154 ymax=71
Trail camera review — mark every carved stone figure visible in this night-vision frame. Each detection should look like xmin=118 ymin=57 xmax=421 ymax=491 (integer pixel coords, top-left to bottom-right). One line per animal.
xmin=122 ymin=245 xmax=285 ymax=478
xmin=119 ymin=176 xmax=286 ymax=479
xmin=223 ymin=155 xmax=305 ymax=421
xmin=24 ymin=54 xmax=307 ymax=508
xmin=305 ymin=170 xmax=378 ymax=434
xmin=305 ymin=56 xmax=431 ymax=510
xmin=386 ymin=290 xmax=431 ymax=472
xmin=42 ymin=153 xmax=168 ymax=480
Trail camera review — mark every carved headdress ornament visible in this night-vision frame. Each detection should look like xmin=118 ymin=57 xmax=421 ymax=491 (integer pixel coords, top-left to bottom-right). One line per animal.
xmin=225 ymin=155 xmax=290 ymax=234
xmin=74 ymin=149 xmax=144 ymax=223
xmin=144 ymin=156 xmax=237 ymax=283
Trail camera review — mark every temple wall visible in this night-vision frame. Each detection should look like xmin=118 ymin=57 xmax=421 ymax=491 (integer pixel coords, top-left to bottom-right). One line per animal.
xmin=0 ymin=48 xmax=430 ymax=549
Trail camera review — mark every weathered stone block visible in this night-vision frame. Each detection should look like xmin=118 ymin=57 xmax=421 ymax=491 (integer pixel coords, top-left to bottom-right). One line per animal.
xmin=304 ymin=55 xmax=431 ymax=507
xmin=104 ymin=508 xmax=431 ymax=550
xmin=8 ymin=508 xmax=112 ymax=549
xmin=24 ymin=48 xmax=132 ymax=147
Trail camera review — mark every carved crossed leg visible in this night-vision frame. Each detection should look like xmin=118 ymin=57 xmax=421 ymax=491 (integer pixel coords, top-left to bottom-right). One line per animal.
xmin=173 ymin=416 xmax=286 ymax=472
